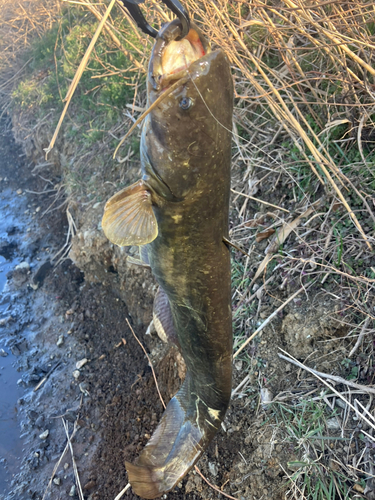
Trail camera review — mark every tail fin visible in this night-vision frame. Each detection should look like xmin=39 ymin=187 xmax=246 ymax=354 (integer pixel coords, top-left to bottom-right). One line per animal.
xmin=125 ymin=378 xmax=225 ymax=499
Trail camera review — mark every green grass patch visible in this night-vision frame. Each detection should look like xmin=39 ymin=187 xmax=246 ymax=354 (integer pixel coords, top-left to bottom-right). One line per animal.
xmin=11 ymin=3 xmax=147 ymax=198
xmin=273 ymin=399 xmax=356 ymax=499
xmin=12 ymin=4 xmax=144 ymax=117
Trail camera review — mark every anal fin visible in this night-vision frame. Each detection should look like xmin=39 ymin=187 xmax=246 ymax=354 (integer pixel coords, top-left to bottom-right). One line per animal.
xmin=102 ymin=180 xmax=158 ymax=247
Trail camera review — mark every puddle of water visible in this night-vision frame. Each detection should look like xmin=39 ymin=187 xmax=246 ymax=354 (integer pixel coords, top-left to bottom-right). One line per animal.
xmin=0 ymin=188 xmax=27 ymax=495
xmin=0 ymin=351 xmax=24 ymax=494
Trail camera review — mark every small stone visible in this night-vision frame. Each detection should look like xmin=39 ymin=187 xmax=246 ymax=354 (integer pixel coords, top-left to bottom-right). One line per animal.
xmin=336 ymin=399 xmax=346 ymax=409
xmin=11 ymin=345 xmax=21 ymax=356
xmin=64 ymin=463 xmax=70 ymax=470
xmin=69 ymin=485 xmax=76 ymax=497
xmin=15 ymin=261 xmax=30 ymax=271
xmin=72 ymin=370 xmax=80 ymax=380
xmin=56 ymin=335 xmax=64 ymax=347
xmin=39 ymin=430 xmax=49 ymax=440
xmin=326 ymin=417 xmax=341 ymax=430
xmin=53 ymin=477 xmax=61 ymax=485
xmin=234 ymin=360 xmax=243 ymax=371
xmin=76 ymin=358 xmax=88 ymax=369
xmin=83 ymin=480 xmax=96 ymax=491
xmin=35 ymin=415 xmax=45 ymax=428
xmin=353 ymin=483 xmax=365 ymax=493
xmin=0 ymin=348 xmax=8 ymax=357
xmin=35 ymin=206 xmax=41 ymax=213
xmin=16 ymin=189 xmax=22 ymax=195
xmin=208 ymin=462 xmax=218 ymax=477
xmin=260 ymin=388 xmax=273 ymax=406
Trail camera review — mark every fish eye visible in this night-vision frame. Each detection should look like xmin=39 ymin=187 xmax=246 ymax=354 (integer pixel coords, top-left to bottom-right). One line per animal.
xmin=179 ymin=97 xmax=192 ymax=110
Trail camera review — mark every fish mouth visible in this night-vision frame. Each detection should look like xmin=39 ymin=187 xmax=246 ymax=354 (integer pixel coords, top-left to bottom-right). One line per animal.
xmin=150 ymin=20 xmax=210 ymax=90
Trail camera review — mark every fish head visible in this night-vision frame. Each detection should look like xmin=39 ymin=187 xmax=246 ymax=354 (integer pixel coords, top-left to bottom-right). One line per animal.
xmin=142 ymin=21 xmax=233 ymax=201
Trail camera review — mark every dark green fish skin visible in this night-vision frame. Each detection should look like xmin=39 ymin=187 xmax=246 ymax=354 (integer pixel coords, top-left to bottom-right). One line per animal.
xmin=118 ymin=23 xmax=233 ymax=499
xmin=144 ymin=48 xmax=233 ymax=412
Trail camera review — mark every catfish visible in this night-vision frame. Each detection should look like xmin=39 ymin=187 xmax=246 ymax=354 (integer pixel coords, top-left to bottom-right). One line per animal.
xmin=102 ymin=20 xmax=233 ymax=499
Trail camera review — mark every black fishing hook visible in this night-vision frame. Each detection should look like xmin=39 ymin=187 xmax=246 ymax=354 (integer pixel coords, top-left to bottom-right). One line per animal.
xmin=118 ymin=0 xmax=190 ymax=39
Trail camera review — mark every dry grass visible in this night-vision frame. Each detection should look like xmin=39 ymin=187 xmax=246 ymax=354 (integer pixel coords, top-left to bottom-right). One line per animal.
xmin=184 ymin=0 xmax=375 ymax=243
xmin=0 ymin=0 xmax=59 ymax=115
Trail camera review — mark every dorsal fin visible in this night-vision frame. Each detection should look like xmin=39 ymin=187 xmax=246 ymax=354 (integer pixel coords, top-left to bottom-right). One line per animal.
xmin=102 ymin=180 xmax=158 ymax=247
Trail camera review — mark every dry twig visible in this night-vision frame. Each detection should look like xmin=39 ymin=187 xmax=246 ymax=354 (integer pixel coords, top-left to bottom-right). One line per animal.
xmin=349 ymin=317 xmax=372 ymax=358
xmin=62 ymin=419 xmax=84 ymax=500
xmin=278 ymin=351 xmax=375 ymax=395
xmin=126 ymin=317 xmax=166 ymax=409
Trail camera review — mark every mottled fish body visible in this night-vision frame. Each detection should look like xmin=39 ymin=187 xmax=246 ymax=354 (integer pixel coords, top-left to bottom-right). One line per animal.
xmin=102 ymin=21 xmax=233 ymax=499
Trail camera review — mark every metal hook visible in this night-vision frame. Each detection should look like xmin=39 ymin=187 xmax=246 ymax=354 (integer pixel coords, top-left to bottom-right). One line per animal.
xmin=118 ymin=0 xmax=158 ymax=38
xmin=118 ymin=0 xmax=190 ymax=39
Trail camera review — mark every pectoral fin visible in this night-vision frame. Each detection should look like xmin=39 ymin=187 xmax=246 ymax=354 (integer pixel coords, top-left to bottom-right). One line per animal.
xmin=102 ymin=180 xmax=158 ymax=247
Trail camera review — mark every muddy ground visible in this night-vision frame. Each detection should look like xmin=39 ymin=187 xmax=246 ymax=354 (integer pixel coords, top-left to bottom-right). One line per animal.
xmin=0 ymin=117 xmax=373 ymax=500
